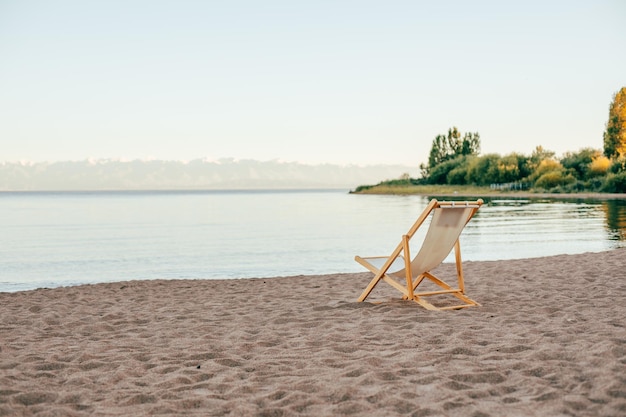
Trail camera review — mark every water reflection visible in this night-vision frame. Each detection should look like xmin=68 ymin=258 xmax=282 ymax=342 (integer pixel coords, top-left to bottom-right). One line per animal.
xmin=426 ymin=196 xmax=626 ymax=261
xmin=601 ymin=200 xmax=626 ymax=241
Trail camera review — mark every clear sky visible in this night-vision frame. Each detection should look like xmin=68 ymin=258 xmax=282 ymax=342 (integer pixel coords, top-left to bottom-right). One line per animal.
xmin=1 ymin=0 xmax=624 ymax=167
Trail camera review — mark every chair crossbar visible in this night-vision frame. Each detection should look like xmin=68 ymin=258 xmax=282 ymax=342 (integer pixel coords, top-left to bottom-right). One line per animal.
xmin=438 ymin=304 xmax=476 ymax=311
xmin=438 ymin=201 xmax=481 ymax=208
xmin=415 ymin=289 xmax=462 ymax=297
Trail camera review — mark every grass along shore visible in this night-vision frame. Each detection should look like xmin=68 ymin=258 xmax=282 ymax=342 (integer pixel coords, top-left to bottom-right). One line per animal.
xmin=350 ymin=183 xmax=626 ymax=200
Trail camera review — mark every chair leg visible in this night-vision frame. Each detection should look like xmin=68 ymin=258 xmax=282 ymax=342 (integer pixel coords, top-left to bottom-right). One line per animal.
xmin=402 ymin=235 xmax=413 ymax=301
xmin=356 ymin=268 xmax=386 ymax=302
xmin=454 ymin=239 xmax=465 ymax=293
xmin=411 ymin=273 xmax=426 ymax=293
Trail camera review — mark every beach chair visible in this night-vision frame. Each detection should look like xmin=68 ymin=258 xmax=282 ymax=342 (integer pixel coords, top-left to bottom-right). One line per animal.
xmin=355 ymin=198 xmax=483 ymax=310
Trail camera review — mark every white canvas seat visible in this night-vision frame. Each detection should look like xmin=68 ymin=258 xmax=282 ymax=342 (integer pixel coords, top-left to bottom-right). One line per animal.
xmin=355 ymin=199 xmax=483 ymax=310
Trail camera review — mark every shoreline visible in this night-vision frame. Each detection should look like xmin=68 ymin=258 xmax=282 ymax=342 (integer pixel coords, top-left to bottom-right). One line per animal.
xmin=435 ymin=191 xmax=626 ymax=200
xmin=1 ymin=250 xmax=625 ymax=416
xmin=4 ymin=247 xmax=624 ymax=294
xmin=352 ymin=189 xmax=626 ymax=200
xmin=3 ymin=188 xmax=625 ymax=200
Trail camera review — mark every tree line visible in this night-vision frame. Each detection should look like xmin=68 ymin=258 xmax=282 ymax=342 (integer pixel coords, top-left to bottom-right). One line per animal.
xmin=415 ymin=87 xmax=626 ymax=193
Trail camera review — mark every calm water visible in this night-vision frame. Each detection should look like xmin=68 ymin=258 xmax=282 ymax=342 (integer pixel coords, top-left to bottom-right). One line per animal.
xmin=1 ymin=190 xmax=625 ymax=292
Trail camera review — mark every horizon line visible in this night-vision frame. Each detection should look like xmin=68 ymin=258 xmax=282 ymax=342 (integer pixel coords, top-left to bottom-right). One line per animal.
xmin=0 ymin=157 xmax=418 ymax=167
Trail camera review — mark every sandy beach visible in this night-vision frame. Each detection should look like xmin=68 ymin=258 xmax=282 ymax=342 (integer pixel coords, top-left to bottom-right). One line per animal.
xmin=1 ymin=250 xmax=625 ymax=416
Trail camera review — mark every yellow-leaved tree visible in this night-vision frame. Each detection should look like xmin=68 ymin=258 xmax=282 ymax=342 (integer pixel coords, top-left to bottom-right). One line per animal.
xmin=604 ymin=87 xmax=626 ymax=158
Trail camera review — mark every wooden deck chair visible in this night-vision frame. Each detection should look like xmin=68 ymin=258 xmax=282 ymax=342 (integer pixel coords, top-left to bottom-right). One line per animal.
xmin=355 ymin=198 xmax=483 ymax=310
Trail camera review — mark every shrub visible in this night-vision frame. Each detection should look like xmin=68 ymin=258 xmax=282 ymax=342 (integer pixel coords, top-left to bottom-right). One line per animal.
xmin=465 ymin=154 xmax=506 ymax=185
xmin=447 ymin=165 xmax=469 ymax=185
xmin=426 ymin=156 xmax=467 ymax=185
xmin=610 ymin=157 xmax=626 ymax=173
xmin=588 ymin=155 xmax=611 ymax=177
xmin=560 ymin=148 xmax=602 ymax=180
xmin=352 ymin=184 xmax=373 ymax=192
xmin=585 ymin=177 xmax=605 ymax=191
xmin=534 ymin=171 xmax=576 ymax=190
xmin=533 ymin=159 xmax=563 ymax=177
xmin=601 ymin=172 xmax=626 ymax=193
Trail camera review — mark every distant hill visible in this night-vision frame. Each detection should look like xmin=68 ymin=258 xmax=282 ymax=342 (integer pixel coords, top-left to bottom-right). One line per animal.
xmin=0 ymin=159 xmax=417 ymax=191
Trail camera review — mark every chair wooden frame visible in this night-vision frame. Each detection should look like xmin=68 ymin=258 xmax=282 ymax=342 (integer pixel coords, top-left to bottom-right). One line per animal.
xmin=355 ymin=198 xmax=483 ymax=310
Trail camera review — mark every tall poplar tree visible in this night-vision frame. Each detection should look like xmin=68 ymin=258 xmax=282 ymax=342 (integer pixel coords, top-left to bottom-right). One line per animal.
xmin=425 ymin=127 xmax=480 ymax=168
xmin=420 ymin=127 xmax=480 ymax=179
xmin=604 ymin=87 xmax=626 ymax=158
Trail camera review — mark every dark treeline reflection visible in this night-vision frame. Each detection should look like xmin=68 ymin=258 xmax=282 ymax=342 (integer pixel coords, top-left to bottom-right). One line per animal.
xmin=602 ymin=200 xmax=626 ymax=241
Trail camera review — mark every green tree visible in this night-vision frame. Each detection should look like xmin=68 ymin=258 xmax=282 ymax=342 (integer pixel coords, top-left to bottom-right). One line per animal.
xmin=466 ymin=154 xmax=511 ymax=185
xmin=529 ymin=146 xmax=555 ymax=169
xmin=604 ymin=87 xmax=626 ymax=159
xmin=459 ymin=132 xmax=480 ymax=156
xmin=421 ymin=127 xmax=480 ymax=178
xmin=610 ymin=156 xmax=626 ymax=173
xmin=560 ymin=148 xmax=602 ymax=180
xmin=426 ymin=132 xmax=454 ymax=169
xmin=509 ymin=152 xmax=534 ymax=179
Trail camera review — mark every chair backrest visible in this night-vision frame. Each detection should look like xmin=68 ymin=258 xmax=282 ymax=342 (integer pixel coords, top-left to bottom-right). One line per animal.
xmin=394 ymin=203 xmax=478 ymax=279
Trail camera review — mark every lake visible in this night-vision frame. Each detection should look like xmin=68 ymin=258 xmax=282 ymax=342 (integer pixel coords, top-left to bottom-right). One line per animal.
xmin=1 ymin=190 xmax=625 ymax=292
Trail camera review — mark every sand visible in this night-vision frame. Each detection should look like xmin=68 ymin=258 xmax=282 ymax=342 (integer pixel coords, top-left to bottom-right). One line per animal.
xmin=1 ymin=250 xmax=625 ymax=416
